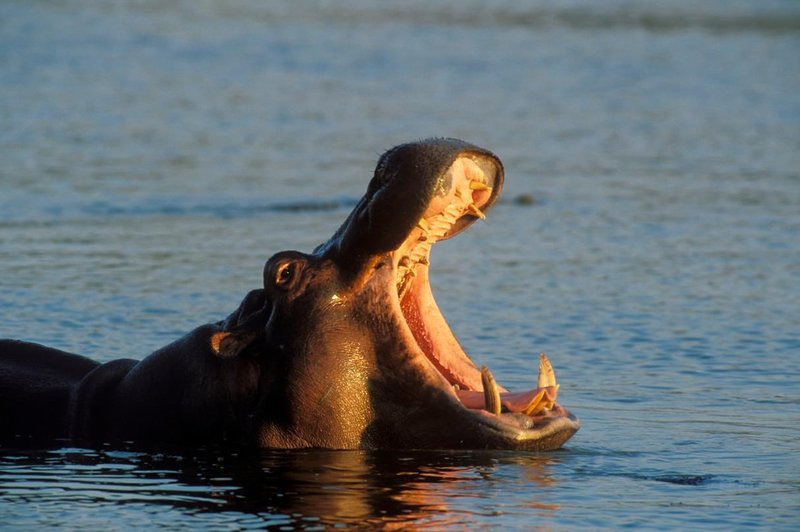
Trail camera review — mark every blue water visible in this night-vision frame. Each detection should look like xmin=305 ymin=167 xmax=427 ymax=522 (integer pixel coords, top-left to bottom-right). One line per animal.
xmin=1 ymin=1 xmax=799 ymax=529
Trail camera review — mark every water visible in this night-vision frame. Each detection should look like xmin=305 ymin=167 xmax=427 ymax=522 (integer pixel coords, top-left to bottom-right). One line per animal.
xmin=1 ymin=0 xmax=799 ymax=528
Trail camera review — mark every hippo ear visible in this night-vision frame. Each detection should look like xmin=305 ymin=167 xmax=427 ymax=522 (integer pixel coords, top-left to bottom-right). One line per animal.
xmin=210 ymin=330 xmax=259 ymax=359
xmin=211 ymin=289 xmax=271 ymax=358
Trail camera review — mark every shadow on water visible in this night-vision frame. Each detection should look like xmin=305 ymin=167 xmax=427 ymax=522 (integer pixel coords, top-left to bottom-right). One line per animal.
xmin=0 ymin=446 xmax=562 ymax=528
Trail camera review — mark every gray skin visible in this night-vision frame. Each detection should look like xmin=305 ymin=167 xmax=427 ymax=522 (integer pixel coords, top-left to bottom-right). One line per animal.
xmin=0 ymin=138 xmax=579 ymax=450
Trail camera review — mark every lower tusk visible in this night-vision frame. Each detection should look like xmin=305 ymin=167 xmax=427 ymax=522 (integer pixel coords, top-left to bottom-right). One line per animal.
xmin=481 ymin=366 xmax=502 ymax=415
xmin=538 ymin=353 xmax=557 ymax=389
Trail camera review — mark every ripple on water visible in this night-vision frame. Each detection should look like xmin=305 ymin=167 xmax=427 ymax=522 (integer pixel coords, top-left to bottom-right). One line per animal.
xmin=2 ymin=0 xmax=799 ymax=529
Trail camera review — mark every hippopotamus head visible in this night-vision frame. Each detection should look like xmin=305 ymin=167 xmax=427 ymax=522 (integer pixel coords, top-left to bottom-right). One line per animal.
xmin=241 ymin=138 xmax=579 ymax=450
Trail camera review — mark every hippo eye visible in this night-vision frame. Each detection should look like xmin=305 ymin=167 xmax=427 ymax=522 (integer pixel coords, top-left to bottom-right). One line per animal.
xmin=275 ymin=261 xmax=296 ymax=288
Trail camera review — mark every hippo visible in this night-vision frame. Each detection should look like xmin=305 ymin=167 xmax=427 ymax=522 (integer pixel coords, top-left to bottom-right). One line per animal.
xmin=0 ymin=138 xmax=579 ymax=450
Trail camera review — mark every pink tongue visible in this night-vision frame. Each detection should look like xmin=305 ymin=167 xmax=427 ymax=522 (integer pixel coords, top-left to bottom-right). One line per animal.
xmin=456 ymin=388 xmax=558 ymax=413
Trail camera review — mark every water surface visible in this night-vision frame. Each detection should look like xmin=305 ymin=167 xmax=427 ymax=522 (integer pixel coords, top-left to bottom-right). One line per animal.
xmin=1 ymin=0 xmax=798 ymax=529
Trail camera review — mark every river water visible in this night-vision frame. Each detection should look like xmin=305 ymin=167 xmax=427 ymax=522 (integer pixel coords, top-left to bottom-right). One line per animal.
xmin=1 ymin=1 xmax=798 ymax=529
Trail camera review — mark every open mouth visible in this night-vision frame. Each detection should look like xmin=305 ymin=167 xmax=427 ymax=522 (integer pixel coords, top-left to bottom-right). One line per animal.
xmin=389 ymin=156 xmax=572 ymax=435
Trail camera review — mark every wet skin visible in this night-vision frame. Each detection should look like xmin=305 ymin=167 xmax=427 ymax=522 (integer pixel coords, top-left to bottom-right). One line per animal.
xmin=0 ymin=139 xmax=579 ymax=450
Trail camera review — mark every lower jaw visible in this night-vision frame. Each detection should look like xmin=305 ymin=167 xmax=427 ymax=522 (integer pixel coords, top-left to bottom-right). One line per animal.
xmin=469 ymin=402 xmax=574 ymax=430
xmin=395 ymin=279 xmax=569 ymax=431
xmin=389 ymin=234 xmax=575 ymax=444
xmin=479 ymin=407 xmax=580 ymax=449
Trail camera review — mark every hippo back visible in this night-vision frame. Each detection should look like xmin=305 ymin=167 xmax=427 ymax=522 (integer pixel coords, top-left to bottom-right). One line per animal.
xmin=0 ymin=340 xmax=99 ymax=443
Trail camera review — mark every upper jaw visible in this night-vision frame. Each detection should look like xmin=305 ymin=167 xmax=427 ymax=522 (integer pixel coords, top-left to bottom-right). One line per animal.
xmin=315 ymin=138 xmax=503 ymax=268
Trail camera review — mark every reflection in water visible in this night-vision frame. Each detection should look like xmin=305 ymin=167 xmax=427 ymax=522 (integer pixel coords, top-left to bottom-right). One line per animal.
xmin=0 ymin=447 xmax=560 ymax=528
xmin=230 ymin=449 xmax=560 ymax=527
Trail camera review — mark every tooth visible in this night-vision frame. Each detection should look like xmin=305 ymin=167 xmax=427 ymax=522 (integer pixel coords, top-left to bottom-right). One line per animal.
xmin=542 ymin=395 xmax=556 ymax=411
xmin=538 ymin=353 xmax=557 ymax=388
xmin=522 ymin=389 xmax=547 ymax=416
xmin=416 ymin=219 xmax=428 ymax=231
xmin=469 ymin=181 xmax=491 ymax=191
xmin=523 ymin=354 xmax=559 ymax=416
xmin=481 ymin=365 xmax=502 ymax=415
xmin=468 ymin=203 xmax=486 ymax=220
